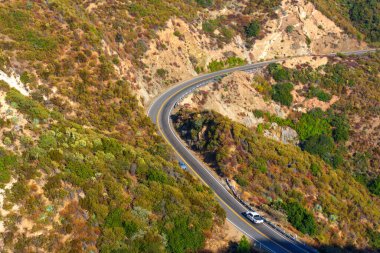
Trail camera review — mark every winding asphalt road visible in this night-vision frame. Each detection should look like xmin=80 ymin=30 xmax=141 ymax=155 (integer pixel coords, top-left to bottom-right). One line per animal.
xmin=147 ymin=49 xmax=377 ymax=253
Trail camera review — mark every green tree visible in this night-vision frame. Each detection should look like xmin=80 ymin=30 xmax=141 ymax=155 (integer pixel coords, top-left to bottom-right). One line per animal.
xmin=296 ymin=109 xmax=331 ymax=141
xmin=367 ymin=229 xmax=380 ymax=249
xmin=237 ymin=235 xmax=251 ymax=253
xmin=286 ymin=25 xmax=294 ymax=33
xmin=284 ymin=201 xmax=317 ymax=235
xmin=303 ymin=134 xmax=335 ymax=164
xmin=268 ymin=63 xmax=290 ymax=81
xmin=245 ymin=20 xmax=260 ymax=38
xmin=271 ymin=82 xmax=294 ymax=106
xmin=368 ymin=177 xmax=380 ymax=196
xmin=196 ymin=0 xmax=213 ymax=8
xmin=329 ymin=114 xmax=349 ymax=142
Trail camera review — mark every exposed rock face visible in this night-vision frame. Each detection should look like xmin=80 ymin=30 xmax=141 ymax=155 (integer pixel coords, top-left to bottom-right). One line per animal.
xmin=179 ymin=71 xmax=289 ymax=128
xmin=264 ymin=123 xmax=299 ymax=145
xmin=138 ymin=0 xmax=365 ymax=105
xmin=281 ymin=127 xmax=299 ymax=145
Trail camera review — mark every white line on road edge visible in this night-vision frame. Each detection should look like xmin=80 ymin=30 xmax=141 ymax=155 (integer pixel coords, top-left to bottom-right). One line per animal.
xmin=227 ymin=218 xmax=275 ymax=253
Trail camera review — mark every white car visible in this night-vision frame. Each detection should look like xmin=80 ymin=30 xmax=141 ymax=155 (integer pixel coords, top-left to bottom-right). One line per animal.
xmin=245 ymin=211 xmax=264 ymax=224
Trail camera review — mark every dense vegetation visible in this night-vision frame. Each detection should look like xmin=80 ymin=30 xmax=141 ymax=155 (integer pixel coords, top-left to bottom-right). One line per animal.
xmin=245 ymin=20 xmax=261 ymax=38
xmin=202 ymin=17 xmax=236 ymax=44
xmin=312 ymin=0 xmax=380 ymax=43
xmin=265 ymin=53 xmax=380 ymax=192
xmin=207 ymin=57 xmax=247 ymax=72
xmin=0 ymin=1 xmax=228 ymax=251
xmin=173 ymin=109 xmax=380 ymax=248
xmin=0 ymin=86 xmax=223 ymax=252
xmin=0 ymin=0 xmax=378 ymax=251
xmin=283 ymin=201 xmax=317 ymax=236
xmin=271 ymin=82 xmax=294 ymax=106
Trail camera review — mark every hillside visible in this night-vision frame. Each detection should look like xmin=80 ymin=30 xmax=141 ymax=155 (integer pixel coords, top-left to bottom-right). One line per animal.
xmin=311 ymin=0 xmax=380 ymax=44
xmin=173 ymin=109 xmax=380 ymax=250
xmin=0 ymin=0 xmax=368 ymax=108
xmin=0 ymin=82 xmax=225 ymax=251
xmin=0 ymin=0 xmax=378 ymax=252
xmin=181 ymin=52 xmax=380 ymax=184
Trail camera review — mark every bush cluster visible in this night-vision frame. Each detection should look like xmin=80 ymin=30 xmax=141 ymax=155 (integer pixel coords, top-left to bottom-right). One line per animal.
xmin=173 ymin=109 xmax=380 ymax=247
xmin=271 ymin=82 xmax=294 ymax=106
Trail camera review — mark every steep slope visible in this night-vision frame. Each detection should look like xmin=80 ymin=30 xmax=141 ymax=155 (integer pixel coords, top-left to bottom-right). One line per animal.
xmin=137 ymin=0 xmax=366 ymax=103
xmin=0 ymin=1 xmax=227 ymax=252
xmin=0 ymin=83 xmax=223 ymax=252
xmin=0 ymin=0 xmax=376 ymax=252
xmin=173 ymin=109 xmax=380 ymax=250
xmin=180 ymin=51 xmax=380 ymax=183
xmin=311 ymin=0 xmax=380 ymax=44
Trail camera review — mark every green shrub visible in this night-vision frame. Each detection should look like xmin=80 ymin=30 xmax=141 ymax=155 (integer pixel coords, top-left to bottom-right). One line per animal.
xmin=3 ymin=137 xmax=12 ymax=146
xmin=101 ymin=138 xmax=122 ymax=154
xmin=286 ymin=25 xmax=294 ymax=33
xmin=329 ymin=114 xmax=349 ymax=142
xmin=306 ymin=36 xmax=312 ymax=47
xmin=368 ymin=177 xmax=380 ymax=196
xmin=39 ymin=133 xmax=57 ymax=150
xmin=164 ymin=215 xmax=205 ymax=253
xmin=271 ymin=82 xmax=294 ymax=106
xmin=196 ymin=0 xmax=213 ymax=8
xmin=225 ymin=56 xmax=245 ymax=67
xmin=245 ymin=20 xmax=260 ymax=37
xmin=308 ymin=86 xmax=332 ymax=102
xmin=123 ymin=220 xmax=138 ymax=237
xmin=173 ymin=30 xmax=184 ymax=39
xmin=234 ymin=175 xmax=248 ymax=187
xmin=25 ymin=30 xmax=57 ymax=51
xmin=0 ymin=160 xmax=11 ymax=183
xmin=207 ymin=57 xmax=246 ymax=72
xmin=220 ymin=26 xmax=235 ymax=43
xmin=48 ymin=149 xmax=64 ymax=162
xmin=367 ymin=229 xmax=380 ymax=249
xmin=303 ymin=134 xmax=335 ymax=164
xmin=255 ymin=158 xmax=268 ymax=173
xmin=295 ymin=109 xmax=331 ymax=141
xmin=156 ymin=68 xmax=168 ymax=79
xmin=66 ymin=159 xmax=94 ymax=180
xmin=310 ymin=163 xmax=321 ymax=177
xmin=268 ymin=63 xmax=291 ymax=81
xmin=237 ymin=236 xmax=251 ymax=253
xmin=202 ymin=19 xmax=219 ymax=33
xmin=6 ymin=89 xmax=49 ymax=120
xmin=146 ymin=168 xmax=168 ymax=183
xmin=20 ymin=71 xmax=32 ymax=84
xmin=284 ymin=201 xmax=317 ymax=235
xmin=104 ymin=208 xmax=124 ymax=228
xmin=252 ymin=109 xmax=264 ymax=118
xmin=208 ymin=60 xmax=225 ymax=72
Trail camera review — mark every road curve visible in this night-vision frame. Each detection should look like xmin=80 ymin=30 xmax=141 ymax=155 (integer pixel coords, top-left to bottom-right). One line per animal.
xmin=147 ymin=50 xmax=377 ymax=253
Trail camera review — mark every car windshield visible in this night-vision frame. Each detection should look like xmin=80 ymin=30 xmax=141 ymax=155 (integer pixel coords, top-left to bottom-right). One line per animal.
xmin=254 ymin=215 xmax=262 ymax=220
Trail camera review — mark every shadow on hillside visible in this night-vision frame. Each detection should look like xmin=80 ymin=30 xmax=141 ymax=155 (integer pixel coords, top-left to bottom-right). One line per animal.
xmin=198 ymin=240 xmax=264 ymax=253
xmin=316 ymin=244 xmax=379 ymax=253
xmin=198 ymin=241 xmax=380 ymax=253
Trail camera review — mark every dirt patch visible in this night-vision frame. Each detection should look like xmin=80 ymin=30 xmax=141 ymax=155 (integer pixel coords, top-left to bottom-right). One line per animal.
xmin=204 ymin=221 xmax=244 ymax=252
xmin=139 ymin=0 xmax=365 ymax=106
xmin=180 ymin=71 xmax=288 ymax=128
xmin=0 ymin=70 xmax=30 ymax=96
xmin=291 ymin=84 xmax=339 ymax=113
xmin=0 ymin=91 xmax=33 ymax=153
xmin=250 ymin=0 xmax=365 ymax=60
xmin=282 ymin=56 xmax=328 ymax=69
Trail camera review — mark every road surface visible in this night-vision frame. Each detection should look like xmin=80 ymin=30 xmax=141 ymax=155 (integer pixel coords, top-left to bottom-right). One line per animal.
xmin=148 ymin=49 xmax=377 ymax=253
